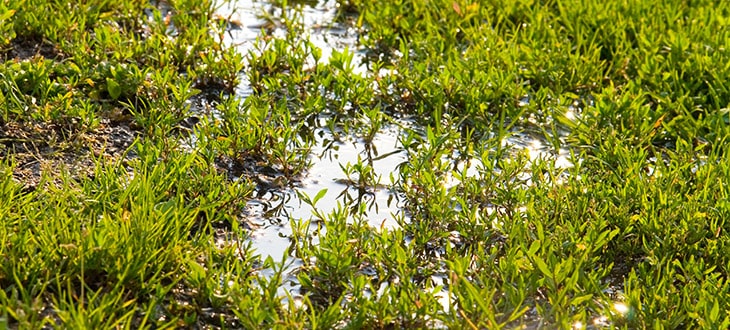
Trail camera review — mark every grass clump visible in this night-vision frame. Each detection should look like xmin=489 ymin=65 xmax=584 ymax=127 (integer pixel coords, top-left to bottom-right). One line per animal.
xmin=295 ymin=0 xmax=730 ymax=328
xmin=0 ymin=0 xmax=283 ymax=327
xmin=2 ymin=0 xmax=730 ymax=328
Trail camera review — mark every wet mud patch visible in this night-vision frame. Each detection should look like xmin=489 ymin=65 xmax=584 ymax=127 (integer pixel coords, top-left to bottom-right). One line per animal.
xmin=0 ymin=119 xmax=136 ymax=191
xmin=1 ymin=36 xmax=64 ymax=62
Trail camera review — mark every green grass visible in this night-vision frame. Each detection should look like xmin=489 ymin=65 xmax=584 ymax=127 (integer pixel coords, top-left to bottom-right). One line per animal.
xmin=2 ymin=0 xmax=730 ymax=328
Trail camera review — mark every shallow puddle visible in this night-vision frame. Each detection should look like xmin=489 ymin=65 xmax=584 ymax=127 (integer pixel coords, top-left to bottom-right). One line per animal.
xmin=212 ymin=0 xmax=575 ymax=257
xmin=245 ymin=124 xmax=408 ymax=260
xmin=210 ymin=0 xmax=395 ymax=261
xmin=209 ymin=0 xmax=625 ymax=327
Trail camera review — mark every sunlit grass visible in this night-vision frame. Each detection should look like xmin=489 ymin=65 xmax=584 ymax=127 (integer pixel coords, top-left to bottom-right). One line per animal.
xmin=1 ymin=0 xmax=730 ymax=328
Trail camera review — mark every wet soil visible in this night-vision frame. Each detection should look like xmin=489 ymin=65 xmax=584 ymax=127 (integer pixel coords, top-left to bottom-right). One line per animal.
xmin=0 ymin=119 xmax=135 ymax=191
xmin=1 ymin=36 xmax=64 ymax=62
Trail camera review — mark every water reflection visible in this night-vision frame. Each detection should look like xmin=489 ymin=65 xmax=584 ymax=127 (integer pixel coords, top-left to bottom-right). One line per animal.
xmin=245 ymin=125 xmax=408 ymax=260
xmin=208 ymin=1 xmax=629 ymax=327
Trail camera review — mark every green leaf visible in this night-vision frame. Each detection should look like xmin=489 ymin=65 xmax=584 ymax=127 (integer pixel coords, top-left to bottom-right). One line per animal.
xmin=533 ymin=256 xmax=552 ymax=278
xmin=312 ymin=188 xmax=328 ymax=205
xmin=186 ymin=260 xmax=206 ymax=284
xmin=0 ymin=9 xmax=15 ymax=21
xmin=106 ymin=78 xmax=121 ymax=99
xmin=535 ymin=221 xmax=545 ymax=242
xmin=507 ymin=305 xmax=530 ymax=323
xmin=371 ymin=149 xmax=403 ymax=161
xmin=710 ymin=299 xmax=719 ymax=322
xmin=571 ymin=294 xmax=593 ymax=306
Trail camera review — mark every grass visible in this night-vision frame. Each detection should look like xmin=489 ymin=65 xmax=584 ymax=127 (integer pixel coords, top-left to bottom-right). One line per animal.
xmin=2 ymin=0 xmax=730 ymax=328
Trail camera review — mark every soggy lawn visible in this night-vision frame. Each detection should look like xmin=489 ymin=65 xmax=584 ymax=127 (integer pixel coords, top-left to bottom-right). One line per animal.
xmin=2 ymin=0 xmax=730 ymax=328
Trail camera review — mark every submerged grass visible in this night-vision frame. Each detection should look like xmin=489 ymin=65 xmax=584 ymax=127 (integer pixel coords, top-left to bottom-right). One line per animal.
xmin=2 ymin=0 xmax=730 ymax=328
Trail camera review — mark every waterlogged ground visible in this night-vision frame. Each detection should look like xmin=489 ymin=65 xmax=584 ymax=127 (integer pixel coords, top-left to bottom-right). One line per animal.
xmin=212 ymin=0 xmax=405 ymax=259
xmin=217 ymin=0 xmax=576 ymax=253
xmin=2 ymin=0 xmax=730 ymax=328
xmin=212 ymin=1 xmax=613 ymax=328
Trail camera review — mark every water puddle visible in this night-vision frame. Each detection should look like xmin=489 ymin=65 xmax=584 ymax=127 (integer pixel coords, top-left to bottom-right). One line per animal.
xmin=207 ymin=0 xmax=393 ymax=260
xmin=244 ymin=123 xmax=408 ymax=261
xmin=205 ymin=0 xmax=627 ymax=327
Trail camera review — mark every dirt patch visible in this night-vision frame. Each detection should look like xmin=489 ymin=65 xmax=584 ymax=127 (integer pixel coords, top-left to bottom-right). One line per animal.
xmin=1 ymin=119 xmax=136 ymax=191
xmin=1 ymin=36 xmax=64 ymax=62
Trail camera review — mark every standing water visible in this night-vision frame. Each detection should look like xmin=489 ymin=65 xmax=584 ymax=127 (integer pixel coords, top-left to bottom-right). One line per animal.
xmin=205 ymin=0 xmax=629 ymax=327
